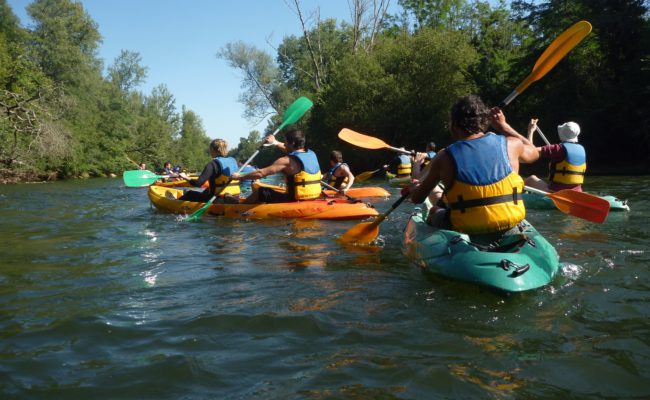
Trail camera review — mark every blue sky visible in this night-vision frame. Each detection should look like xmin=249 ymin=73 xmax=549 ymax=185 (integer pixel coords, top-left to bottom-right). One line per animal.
xmin=7 ymin=0 xmax=399 ymax=149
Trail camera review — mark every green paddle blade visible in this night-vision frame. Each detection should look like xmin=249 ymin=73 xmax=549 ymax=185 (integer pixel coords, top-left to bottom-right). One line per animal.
xmin=276 ymin=96 xmax=313 ymax=132
xmin=123 ymin=170 xmax=165 ymax=187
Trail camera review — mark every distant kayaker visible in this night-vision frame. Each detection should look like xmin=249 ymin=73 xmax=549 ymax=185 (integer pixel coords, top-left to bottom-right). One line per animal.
xmin=323 ymin=150 xmax=355 ymax=194
xmin=177 ymin=138 xmax=240 ymax=204
xmin=524 ymin=120 xmax=585 ymax=192
xmin=383 ymin=151 xmax=412 ymax=178
xmin=412 ymin=141 xmax=437 ymax=178
xmin=232 ymin=129 xmax=322 ymax=203
xmin=404 ymin=95 xmax=540 ymax=236
xmin=138 ymin=162 xmax=147 ymax=170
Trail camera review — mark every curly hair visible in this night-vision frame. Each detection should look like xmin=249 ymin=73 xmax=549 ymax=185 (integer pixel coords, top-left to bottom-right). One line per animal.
xmin=450 ymin=95 xmax=490 ymax=135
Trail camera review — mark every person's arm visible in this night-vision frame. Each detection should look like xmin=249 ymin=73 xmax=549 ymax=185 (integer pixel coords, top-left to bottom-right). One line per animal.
xmin=527 ymin=118 xmax=538 ymax=142
xmin=264 ymin=134 xmax=286 ymax=152
xmin=411 ymin=152 xmax=428 ymax=177
xmin=341 ymin=164 xmax=354 ymax=192
xmin=408 ymin=151 xmax=444 ymax=203
xmin=489 ymin=107 xmax=539 ymax=163
xmin=181 ymin=162 xmax=216 ymax=187
xmin=232 ymin=156 xmax=291 ymax=181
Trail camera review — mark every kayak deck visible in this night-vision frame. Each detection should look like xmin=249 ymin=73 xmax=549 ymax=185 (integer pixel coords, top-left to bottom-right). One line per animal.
xmin=148 ymin=185 xmax=379 ymax=220
xmin=402 ymin=200 xmax=560 ymax=293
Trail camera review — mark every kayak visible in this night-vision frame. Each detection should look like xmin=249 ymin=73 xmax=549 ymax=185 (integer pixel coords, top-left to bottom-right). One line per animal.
xmin=523 ymin=191 xmax=629 ymax=211
xmin=388 ymin=176 xmax=411 ymax=187
xmin=402 ymin=200 xmax=560 ymax=293
xmin=251 ymin=181 xmax=390 ymax=199
xmin=148 ymin=185 xmax=379 ymax=220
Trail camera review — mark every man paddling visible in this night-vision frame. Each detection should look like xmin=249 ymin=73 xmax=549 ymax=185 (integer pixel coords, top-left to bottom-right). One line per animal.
xmin=232 ymin=129 xmax=322 ymax=203
xmin=524 ymin=120 xmax=585 ymax=192
xmin=405 ymin=95 xmax=540 ymax=237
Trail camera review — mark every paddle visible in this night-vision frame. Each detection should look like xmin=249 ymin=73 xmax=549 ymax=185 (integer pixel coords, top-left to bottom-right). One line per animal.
xmin=338 ymin=194 xmax=409 ymax=245
xmin=535 ymin=126 xmax=552 ymax=146
xmin=123 ymin=170 xmax=170 ymax=187
xmin=356 ymin=169 xmax=381 ymax=182
xmin=501 ymin=20 xmax=592 ymax=107
xmin=338 ymin=128 xmax=414 ymax=155
xmin=338 ymin=21 xmax=592 ymax=245
xmin=185 ymin=96 xmax=314 ymax=222
xmin=320 ymin=181 xmax=360 ymax=202
xmin=525 ymin=186 xmax=610 ymax=223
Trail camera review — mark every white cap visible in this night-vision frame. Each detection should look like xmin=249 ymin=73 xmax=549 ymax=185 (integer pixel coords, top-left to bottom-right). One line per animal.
xmin=557 ymin=122 xmax=580 ymax=142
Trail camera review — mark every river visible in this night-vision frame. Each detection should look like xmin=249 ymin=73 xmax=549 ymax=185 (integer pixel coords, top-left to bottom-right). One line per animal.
xmin=1 ymin=176 xmax=649 ymax=399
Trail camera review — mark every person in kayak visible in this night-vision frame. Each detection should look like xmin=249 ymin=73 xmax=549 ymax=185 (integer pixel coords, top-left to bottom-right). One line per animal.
xmin=412 ymin=141 xmax=437 ymax=178
xmin=524 ymin=120 xmax=585 ymax=192
xmin=177 ymin=138 xmax=240 ymax=204
xmin=232 ymin=129 xmax=322 ymax=203
xmin=404 ymin=95 xmax=540 ymax=236
xmin=323 ymin=150 xmax=355 ymax=194
xmin=383 ymin=151 xmax=412 ymax=179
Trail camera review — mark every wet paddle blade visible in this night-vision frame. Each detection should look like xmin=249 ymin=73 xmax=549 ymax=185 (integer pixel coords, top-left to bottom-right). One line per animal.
xmin=123 ymin=170 xmax=164 ymax=187
xmin=338 ymin=128 xmax=391 ymax=150
xmin=339 ymin=219 xmax=381 ymax=245
xmin=548 ymin=189 xmax=610 ymax=224
xmin=186 ymin=198 xmax=213 ymax=222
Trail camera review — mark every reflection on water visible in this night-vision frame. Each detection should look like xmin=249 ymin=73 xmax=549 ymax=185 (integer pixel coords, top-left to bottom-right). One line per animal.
xmin=0 ymin=177 xmax=649 ymax=398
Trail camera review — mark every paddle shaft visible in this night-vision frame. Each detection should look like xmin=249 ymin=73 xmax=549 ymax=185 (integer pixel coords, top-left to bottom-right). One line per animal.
xmin=536 ymin=126 xmax=551 ymax=145
xmin=320 ymin=181 xmax=359 ymax=202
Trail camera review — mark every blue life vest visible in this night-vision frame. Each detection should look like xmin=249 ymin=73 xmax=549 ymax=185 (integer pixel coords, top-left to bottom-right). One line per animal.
xmin=287 ymin=150 xmax=322 ymax=200
xmin=549 ymin=142 xmax=586 ymax=186
xmin=328 ymin=162 xmax=349 ymax=188
xmin=214 ymin=156 xmax=240 ymax=196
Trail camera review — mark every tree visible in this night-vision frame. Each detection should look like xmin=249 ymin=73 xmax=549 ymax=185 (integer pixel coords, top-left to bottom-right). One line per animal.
xmin=108 ymin=49 xmax=148 ymax=93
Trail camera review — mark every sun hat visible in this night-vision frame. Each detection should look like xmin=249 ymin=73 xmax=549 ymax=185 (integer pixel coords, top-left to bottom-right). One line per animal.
xmin=557 ymin=122 xmax=580 ymax=142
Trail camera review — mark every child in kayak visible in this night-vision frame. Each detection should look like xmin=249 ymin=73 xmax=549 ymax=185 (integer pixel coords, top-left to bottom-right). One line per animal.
xmin=524 ymin=120 xmax=585 ymax=192
xmin=323 ymin=150 xmax=355 ymax=195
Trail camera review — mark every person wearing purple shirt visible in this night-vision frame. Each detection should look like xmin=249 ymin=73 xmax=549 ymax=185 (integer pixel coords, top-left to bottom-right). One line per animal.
xmin=524 ymin=120 xmax=586 ymax=192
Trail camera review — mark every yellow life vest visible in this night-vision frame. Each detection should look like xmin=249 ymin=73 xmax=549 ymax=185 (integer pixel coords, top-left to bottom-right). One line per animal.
xmin=397 ymin=155 xmax=411 ymax=178
xmin=287 ymin=150 xmax=322 ymax=200
xmin=328 ymin=163 xmax=349 ymax=188
xmin=444 ymin=133 xmax=525 ymax=234
xmin=549 ymin=143 xmax=586 ymax=185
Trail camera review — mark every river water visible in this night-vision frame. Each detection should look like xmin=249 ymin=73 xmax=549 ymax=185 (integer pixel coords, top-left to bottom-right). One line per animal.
xmin=1 ymin=176 xmax=648 ymax=399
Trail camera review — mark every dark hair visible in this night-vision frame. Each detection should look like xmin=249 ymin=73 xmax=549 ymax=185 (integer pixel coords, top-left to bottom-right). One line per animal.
xmin=450 ymin=95 xmax=490 ymax=135
xmin=284 ymin=129 xmax=306 ymax=149
xmin=426 ymin=142 xmax=436 ymax=151
xmin=330 ymin=150 xmax=343 ymax=163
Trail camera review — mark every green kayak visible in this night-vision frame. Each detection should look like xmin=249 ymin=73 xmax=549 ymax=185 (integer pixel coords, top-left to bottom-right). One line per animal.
xmin=402 ymin=200 xmax=560 ymax=293
xmin=523 ymin=191 xmax=629 ymax=211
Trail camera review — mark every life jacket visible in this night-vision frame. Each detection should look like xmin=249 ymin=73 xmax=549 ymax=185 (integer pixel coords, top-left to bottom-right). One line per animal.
xmin=443 ymin=133 xmax=525 ymax=234
xmin=422 ymin=151 xmax=437 ymax=169
xmin=213 ymin=157 xmax=240 ymax=196
xmin=286 ymin=150 xmax=322 ymax=200
xmin=328 ymin=162 xmax=349 ymax=189
xmin=397 ymin=155 xmax=411 ymax=178
xmin=549 ymin=142 xmax=586 ymax=186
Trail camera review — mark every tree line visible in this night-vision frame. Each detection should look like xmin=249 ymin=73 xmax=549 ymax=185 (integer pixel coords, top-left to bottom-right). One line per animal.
xmin=1 ymin=0 xmax=648 ymax=184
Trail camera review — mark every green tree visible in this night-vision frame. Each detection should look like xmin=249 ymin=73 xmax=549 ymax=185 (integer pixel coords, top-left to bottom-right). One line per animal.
xmin=176 ymin=106 xmax=210 ymax=171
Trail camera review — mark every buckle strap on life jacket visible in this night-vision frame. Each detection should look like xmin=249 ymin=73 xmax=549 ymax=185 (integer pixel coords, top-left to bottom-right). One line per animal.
xmin=550 ymin=166 xmax=585 ymax=176
xmin=449 ymin=189 xmax=522 ymax=213
xmin=296 ymin=179 xmax=322 ymax=187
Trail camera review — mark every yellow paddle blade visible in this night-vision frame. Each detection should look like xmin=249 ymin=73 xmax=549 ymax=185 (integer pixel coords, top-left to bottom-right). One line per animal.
xmin=355 ymin=169 xmax=379 ymax=181
xmin=338 ymin=128 xmax=391 ymax=150
xmin=548 ymin=189 xmax=610 ymax=224
xmin=516 ymin=20 xmax=592 ymax=94
xmin=338 ymin=220 xmax=381 ymax=245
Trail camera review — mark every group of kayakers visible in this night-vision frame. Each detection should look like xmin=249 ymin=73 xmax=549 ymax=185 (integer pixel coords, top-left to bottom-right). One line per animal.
xmin=164 ymin=93 xmax=586 ymax=241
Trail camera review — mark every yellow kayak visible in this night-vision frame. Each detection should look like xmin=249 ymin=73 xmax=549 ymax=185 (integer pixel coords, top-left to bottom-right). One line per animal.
xmin=148 ymin=185 xmax=379 ymax=220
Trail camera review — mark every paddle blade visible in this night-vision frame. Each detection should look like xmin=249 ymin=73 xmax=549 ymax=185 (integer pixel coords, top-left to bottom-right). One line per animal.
xmin=516 ymin=21 xmax=592 ymax=94
xmin=277 ymin=96 xmax=313 ymax=132
xmin=338 ymin=219 xmax=381 ymax=245
xmin=548 ymin=189 xmax=610 ymax=223
xmin=186 ymin=202 xmax=211 ymax=222
xmin=355 ymin=169 xmax=378 ymax=182
xmin=123 ymin=170 xmax=163 ymax=187
xmin=338 ymin=128 xmax=390 ymax=150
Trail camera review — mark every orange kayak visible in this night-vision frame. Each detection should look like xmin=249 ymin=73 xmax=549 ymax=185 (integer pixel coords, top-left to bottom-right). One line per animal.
xmin=252 ymin=182 xmax=390 ymax=199
xmin=148 ymin=185 xmax=379 ymax=220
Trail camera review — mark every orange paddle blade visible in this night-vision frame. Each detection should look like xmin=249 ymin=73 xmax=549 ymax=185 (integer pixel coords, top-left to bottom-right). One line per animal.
xmin=548 ymin=189 xmax=610 ymax=224
xmin=338 ymin=215 xmax=387 ymax=245
xmin=516 ymin=21 xmax=592 ymax=94
xmin=338 ymin=128 xmax=391 ymax=150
